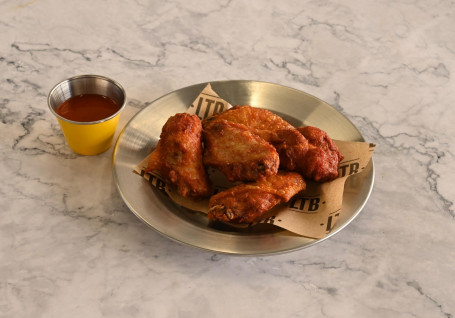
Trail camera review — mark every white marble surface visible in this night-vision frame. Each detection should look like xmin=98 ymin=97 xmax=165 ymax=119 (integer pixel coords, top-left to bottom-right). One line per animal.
xmin=1 ymin=0 xmax=454 ymax=317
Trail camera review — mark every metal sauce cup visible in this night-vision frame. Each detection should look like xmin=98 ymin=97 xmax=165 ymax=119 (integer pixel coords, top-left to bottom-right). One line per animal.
xmin=48 ymin=75 xmax=126 ymax=155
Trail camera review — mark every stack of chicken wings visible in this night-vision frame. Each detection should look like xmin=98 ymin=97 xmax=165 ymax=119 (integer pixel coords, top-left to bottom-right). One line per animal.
xmin=146 ymin=105 xmax=343 ymax=224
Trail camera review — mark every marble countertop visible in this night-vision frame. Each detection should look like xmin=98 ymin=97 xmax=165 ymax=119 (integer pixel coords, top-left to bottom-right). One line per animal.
xmin=1 ymin=0 xmax=454 ymax=317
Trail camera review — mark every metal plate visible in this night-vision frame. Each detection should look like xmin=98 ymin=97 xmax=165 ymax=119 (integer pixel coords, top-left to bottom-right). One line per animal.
xmin=112 ymin=80 xmax=374 ymax=255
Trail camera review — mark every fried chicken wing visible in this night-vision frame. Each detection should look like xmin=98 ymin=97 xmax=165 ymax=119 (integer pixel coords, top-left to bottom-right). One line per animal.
xmin=208 ymin=171 xmax=306 ymax=223
xmin=270 ymin=129 xmax=309 ymax=171
xmin=203 ymin=105 xmax=309 ymax=171
xmin=203 ymin=105 xmax=294 ymax=141
xmin=145 ymin=113 xmax=212 ymax=200
xmin=296 ymin=126 xmax=344 ymax=182
xmin=202 ymin=119 xmax=279 ymax=182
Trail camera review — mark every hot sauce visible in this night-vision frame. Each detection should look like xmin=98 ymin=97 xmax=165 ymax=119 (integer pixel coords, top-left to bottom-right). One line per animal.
xmin=56 ymin=94 xmax=120 ymax=122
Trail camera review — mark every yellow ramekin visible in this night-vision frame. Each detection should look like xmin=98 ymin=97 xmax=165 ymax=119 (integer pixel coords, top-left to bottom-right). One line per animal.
xmin=48 ymin=75 xmax=126 ymax=155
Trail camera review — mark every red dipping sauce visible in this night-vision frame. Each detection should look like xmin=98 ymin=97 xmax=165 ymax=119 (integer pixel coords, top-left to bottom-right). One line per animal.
xmin=56 ymin=94 xmax=120 ymax=122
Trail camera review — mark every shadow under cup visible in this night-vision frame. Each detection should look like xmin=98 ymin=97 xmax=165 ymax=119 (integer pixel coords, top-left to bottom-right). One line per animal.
xmin=48 ymin=75 xmax=126 ymax=155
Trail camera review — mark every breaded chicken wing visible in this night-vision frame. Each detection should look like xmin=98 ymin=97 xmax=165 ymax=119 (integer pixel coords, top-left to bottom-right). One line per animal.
xmin=145 ymin=113 xmax=212 ymax=200
xmin=208 ymin=171 xmax=306 ymax=223
xmin=297 ymin=126 xmax=343 ymax=182
xmin=203 ymin=105 xmax=309 ymax=171
xmin=203 ymin=119 xmax=279 ymax=182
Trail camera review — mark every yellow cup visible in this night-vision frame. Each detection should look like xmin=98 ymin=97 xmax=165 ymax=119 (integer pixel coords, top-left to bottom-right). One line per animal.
xmin=48 ymin=75 xmax=126 ymax=155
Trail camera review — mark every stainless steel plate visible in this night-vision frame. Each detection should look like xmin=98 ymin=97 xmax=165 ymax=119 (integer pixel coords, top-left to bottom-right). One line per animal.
xmin=112 ymin=80 xmax=374 ymax=255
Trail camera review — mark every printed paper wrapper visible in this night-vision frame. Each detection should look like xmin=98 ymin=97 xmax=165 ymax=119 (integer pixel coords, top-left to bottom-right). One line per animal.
xmin=134 ymin=84 xmax=375 ymax=238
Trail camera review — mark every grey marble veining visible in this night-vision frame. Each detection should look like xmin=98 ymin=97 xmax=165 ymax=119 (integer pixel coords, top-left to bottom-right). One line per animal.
xmin=1 ymin=0 xmax=454 ymax=317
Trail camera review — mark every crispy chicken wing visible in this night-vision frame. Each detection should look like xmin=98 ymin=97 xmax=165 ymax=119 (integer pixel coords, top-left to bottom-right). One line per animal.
xmin=202 ymin=119 xmax=279 ymax=182
xmin=270 ymin=129 xmax=309 ymax=171
xmin=203 ymin=105 xmax=294 ymax=141
xmin=208 ymin=171 xmax=306 ymax=223
xmin=145 ymin=113 xmax=212 ymax=200
xmin=203 ymin=105 xmax=308 ymax=171
xmin=297 ymin=126 xmax=343 ymax=182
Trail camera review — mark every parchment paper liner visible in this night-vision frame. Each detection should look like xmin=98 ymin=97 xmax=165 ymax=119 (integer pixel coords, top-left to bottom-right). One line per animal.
xmin=134 ymin=84 xmax=375 ymax=238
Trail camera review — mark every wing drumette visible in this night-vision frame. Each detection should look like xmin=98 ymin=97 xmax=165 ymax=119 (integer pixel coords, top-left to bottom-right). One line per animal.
xmin=296 ymin=126 xmax=343 ymax=182
xmin=145 ymin=113 xmax=212 ymax=200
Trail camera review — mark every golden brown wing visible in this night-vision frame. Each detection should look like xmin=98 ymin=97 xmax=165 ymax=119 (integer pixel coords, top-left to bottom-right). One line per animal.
xmin=208 ymin=171 xmax=306 ymax=223
xmin=145 ymin=113 xmax=212 ymax=200
xmin=203 ymin=105 xmax=294 ymax=142
xmin=296 ymin=126 xmax=343 ymax=182
xmin=203 ymin=105 xmax=308 ymax=171
xmin=202 ymin=119 xmax=279 ymax=182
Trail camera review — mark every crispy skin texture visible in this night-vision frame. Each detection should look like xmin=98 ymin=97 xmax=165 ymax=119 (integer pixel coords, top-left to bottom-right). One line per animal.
xmin=208 ymin=171 xmax=306 ymax=223
xmin=297 ymin=126 xmax=344 ymax=182
xmin=203 ymin=105 xmax=294 ymax=142
xmin=203 ymin=105 xmax=309 ymax=171
xmin=270 ymin=129 xmax=308 ymax=171
xmin=203 ymin=119 xmax=279 ymax=182
xmin=145 ymin=113 xmax=212 ymax=200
